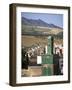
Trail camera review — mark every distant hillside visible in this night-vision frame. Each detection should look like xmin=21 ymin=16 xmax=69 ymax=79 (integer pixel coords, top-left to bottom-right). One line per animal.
xmin=57 ymin=32 xmax=63 ymax=39
xmin=21 ymin=17 xmax=63 ymax=38
xmin=22 ymin=17 xmax=63 ymax=29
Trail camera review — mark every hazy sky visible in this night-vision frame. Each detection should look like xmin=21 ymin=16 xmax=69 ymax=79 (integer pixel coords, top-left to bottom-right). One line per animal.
xmin=21 ymin=12 xmax=63 ymax=28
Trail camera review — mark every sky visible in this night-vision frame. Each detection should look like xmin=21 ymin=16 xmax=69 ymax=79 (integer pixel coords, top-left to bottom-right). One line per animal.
xmin=21 ymin=12 xmax=63 ymax=28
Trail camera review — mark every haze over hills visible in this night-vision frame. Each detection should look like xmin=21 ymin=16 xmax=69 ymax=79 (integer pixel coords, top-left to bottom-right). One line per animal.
xmin=22 ymin=17 xmax=63 ymax=29
xmin=21 ymin=17 xmax=63 ymax=38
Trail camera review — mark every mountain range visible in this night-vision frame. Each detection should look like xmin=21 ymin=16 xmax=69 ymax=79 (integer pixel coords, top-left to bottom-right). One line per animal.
xmin=22 ymin=17 xmax=63 ymax=29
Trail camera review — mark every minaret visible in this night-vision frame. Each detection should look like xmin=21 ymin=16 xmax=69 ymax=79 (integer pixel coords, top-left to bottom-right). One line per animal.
xmin=47 ymin=36 xmax=53 ymax=55
xmin=42 ymin=36 xmax=54 ymax=76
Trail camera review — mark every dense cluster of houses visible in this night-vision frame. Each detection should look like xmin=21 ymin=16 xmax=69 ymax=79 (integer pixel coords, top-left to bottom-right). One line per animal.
xmin=22 ymin=43 xmax=63 ymax=61
xmin=25 ymin=45 xmax=45 ymax=60
xmin=53 ymin=43 xmax=63 ymax=56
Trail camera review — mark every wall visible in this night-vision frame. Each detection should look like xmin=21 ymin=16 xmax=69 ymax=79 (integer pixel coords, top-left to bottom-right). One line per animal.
xmin=0 ymin=0 xmax=72 ymax=90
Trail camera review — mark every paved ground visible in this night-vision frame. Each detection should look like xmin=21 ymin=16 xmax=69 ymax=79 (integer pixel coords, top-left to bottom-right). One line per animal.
xmin=22 ymin=66 xmax=42 ymax=77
